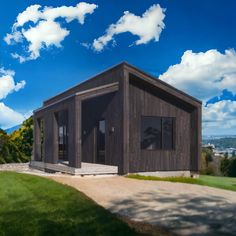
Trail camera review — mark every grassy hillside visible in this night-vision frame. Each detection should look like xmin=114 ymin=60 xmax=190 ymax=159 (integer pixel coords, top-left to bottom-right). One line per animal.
xmin=0 ymin=172 xmax=141 ymax=236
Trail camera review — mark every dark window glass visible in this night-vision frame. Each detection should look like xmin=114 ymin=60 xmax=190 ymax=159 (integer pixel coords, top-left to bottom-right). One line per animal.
xmin=141 ymin=117 xmax=162 ymax=150
xmin=97 ymin=120 xmax=106 ymax=164
xmin=162 ymin=118 xmax=174 ymax=149
xmin=141 ymin=116 xmax=175 ymax=150
xmin=39 ymin=118 xmax=44 ymax=161
xmin=57 ymin=110 xmax=68 ymax=161
xmin=98 ymin=120 xmax=105 ymax=151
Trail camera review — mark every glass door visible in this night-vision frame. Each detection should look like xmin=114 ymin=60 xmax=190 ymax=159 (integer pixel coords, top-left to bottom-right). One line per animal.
xmin=58 ymin=125 xmax=68 ymax=161
xmin=97 ymin=119 xmax=105 ymax=164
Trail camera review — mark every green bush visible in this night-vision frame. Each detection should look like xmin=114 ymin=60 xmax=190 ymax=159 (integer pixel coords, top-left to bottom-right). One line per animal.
xmin=228 ymin=158 xmax=236 ymax=177
xmin=0 ymin=116 xmax=33 ymax=164
xmin=201 ymin=147 xmax=216 ymax=175
xmin=220 ymin=157 xmax=236 ymax=177
xmin=200 ymin=165 xmax=215 ymax=175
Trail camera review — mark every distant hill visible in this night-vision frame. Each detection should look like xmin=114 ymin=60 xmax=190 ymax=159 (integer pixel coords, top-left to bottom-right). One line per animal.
xmin=5 ymin=125 xmax=21 ymax=134
xmin=203 ymin=137 xmax=236 ymax=149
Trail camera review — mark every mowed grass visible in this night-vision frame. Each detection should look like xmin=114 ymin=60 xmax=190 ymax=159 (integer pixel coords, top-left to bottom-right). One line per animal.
xmin=127 ymin=174 xmax=236 ymax=192
xmin=0 ymin=172 xmax=142 ymax=236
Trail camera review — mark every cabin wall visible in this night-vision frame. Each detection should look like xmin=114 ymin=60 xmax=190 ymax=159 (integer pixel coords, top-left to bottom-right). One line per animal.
xmin=129 ymin=78 xmax=194 ymax=172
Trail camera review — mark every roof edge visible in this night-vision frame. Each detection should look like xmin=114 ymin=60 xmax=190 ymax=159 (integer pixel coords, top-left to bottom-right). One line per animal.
xmin=122 ymin=62 xmax=202 ymax=105
xmin=43 ymin=61 xmax=126 ymax=105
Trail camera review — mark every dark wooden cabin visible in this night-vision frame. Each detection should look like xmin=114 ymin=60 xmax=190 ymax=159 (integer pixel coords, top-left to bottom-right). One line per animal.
xmin=32 ymin=62 xmax=201 ymax=175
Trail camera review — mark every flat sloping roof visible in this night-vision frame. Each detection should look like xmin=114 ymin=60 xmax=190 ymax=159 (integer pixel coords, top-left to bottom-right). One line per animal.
xmin=43 ymin=61 xmax=201 ymax=108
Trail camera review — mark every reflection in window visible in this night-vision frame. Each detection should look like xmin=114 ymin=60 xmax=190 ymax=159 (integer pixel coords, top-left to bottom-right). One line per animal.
xmin=162 ymin=117 xmax=173 ymax=149
xmin=141 ymin=117 xmax=161 ymax=150
xmin=56 ymin=110 xmax=68 ymax=161
xmin=97 ymin=120 xmax=106 ymax=164
xmin=39 ymin=118 xmax=44 ymax=161
xmin=141 ymin=116 xmax=175 ymax=150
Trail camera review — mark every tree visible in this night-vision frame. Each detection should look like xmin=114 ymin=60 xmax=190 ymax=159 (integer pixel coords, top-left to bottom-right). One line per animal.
xmin=228 ymin=158 xmax=236 ymax=177
xmin=200 ymin=147 xmax=214 ymax=175
xmin=232 ymin=150 xmax=236 ymax=158
xmin=220 ymin=156 xmax=230 ymax=176
xmin=202 ymin=147 xmax=213 ymax=167
xmin=0 ymin=129 xmax=28 ymax=164
xmin=10 ymin=116 xmax=33 ymax=158
xmin=0 ymin=116 xmax=33 ymax=164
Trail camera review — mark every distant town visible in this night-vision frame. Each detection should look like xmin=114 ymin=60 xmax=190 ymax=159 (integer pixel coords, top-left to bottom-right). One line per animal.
xmin=202 ymin=135 xmax=236 ymax=157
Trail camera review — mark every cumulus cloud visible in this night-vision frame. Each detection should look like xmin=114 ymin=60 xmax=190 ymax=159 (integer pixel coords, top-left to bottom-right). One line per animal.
xmin=22 ymin=20 xmax=69 ymax=62
xmin=203 ymin=100 xmax=236 ymax=133
xmin=203 ymin=100 xmax=236 ymax=123
xmin=0 ymin=68 xmax=28 ymax=129
xmin=92 ymin=4 xmax=165 ymax=52
xmin=159 ymin=49 xmax=236 ymax=134
xmin=0 ymin=102 xmax=26 ymax=129
xmin=0 ymin=68 xmax=25 ymax=100
xmin=5 ymin=2 xmax=97 ymax=62
xmin=159 ymin=49 xmax=236 ymax=101
xmin=4 ymin=31 xmax=23 ymax=45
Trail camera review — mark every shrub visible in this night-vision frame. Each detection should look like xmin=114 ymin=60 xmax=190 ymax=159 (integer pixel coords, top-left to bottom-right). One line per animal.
xmin=220 ymin=157 xmax=236 ymax=177
xmin=228 ymin=158 xmax=236 ymax=177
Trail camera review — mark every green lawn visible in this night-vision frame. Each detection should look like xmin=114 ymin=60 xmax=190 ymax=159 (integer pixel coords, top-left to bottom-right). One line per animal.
xmin=0 ymin=172 xmax=142 ymax=236
xmin=127 ymin=174 xmax=236 ymax=192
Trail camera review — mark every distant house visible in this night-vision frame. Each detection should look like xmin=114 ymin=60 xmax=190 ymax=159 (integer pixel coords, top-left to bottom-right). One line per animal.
xmin=31 ymin=62 xmax=202 ymax=176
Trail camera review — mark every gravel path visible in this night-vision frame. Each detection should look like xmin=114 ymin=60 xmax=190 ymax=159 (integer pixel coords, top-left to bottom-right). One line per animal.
xmin=50 ymin=175 xmax=236 ymax=236
xmin=0 ymin=163 xmax=60 ymax=176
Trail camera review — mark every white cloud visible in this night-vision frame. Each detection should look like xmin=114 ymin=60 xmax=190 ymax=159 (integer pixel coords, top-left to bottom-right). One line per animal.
xmin=159 ymin=49 xmax=236 ymax=134
xmin=0 ymin=68 xmax=28 ymax=129
xmin=4 ymin=31 xmax=23 ymax=45
xmin=203 ymin=100 xmax=236 ymax=123
xmin=92 ymin=4 xmax=165 ymax=52
xmin=203 ymin=100 xmax=236 ymax=134
xmin=159 ymin=49 xmax=236 ymax=102
xmin=0 ymin=102 xmax=26 ymax=129
xmin=13 ymin=4 xmax=42 ymax=28
xmin=5 ymin=2 xmax=98 ymax=62
xmin=22 ymin=20 xmax=69 ymax=61
xmin=0 ymin=68 xmax=25 ymax=100
xmin=11 ymin=53 xmax=28 ymax=64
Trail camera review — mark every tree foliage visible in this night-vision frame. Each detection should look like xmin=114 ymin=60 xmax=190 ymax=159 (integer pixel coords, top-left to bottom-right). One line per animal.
xmin=0 ymin=117 xmax=33 ymax=164
xmin=220 ymin=157 xmax=236 ymax=177
xmin=200 ymin=147 xmax=214 ymax=175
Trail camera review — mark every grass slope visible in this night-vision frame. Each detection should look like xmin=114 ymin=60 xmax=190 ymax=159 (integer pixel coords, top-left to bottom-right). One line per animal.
xmin=0 ymin=172 xmax=141 ymax=236
xmin=127 ymin=174 xmax=236 ymax=192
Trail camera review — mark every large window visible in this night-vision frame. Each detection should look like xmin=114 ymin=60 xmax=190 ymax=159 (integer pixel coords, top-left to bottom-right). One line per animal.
xmin=141 ymin=116 xmax=175 ymax=150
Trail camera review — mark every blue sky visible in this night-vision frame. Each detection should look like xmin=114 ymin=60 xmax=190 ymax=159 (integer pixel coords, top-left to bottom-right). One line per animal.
xmin=0 ymin=0 xmax=236 ymax=135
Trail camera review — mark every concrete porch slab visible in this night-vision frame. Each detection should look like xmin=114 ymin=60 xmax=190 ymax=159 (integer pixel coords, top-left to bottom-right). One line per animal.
xmin=30 ymin=161 xmax=118 ymax=175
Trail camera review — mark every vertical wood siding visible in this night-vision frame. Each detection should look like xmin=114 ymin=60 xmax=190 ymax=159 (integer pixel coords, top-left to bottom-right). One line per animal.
xmin=129 ymin=77 xmax=195 ymax=172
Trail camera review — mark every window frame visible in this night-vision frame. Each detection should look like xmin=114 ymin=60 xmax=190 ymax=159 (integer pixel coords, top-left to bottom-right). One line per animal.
xmin=140 ymin=116 xmax=176 ymax=151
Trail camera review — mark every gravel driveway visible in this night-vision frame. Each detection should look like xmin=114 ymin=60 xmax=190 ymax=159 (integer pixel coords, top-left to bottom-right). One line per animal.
xmin=50 ymin=175 xmax=236 ymax=236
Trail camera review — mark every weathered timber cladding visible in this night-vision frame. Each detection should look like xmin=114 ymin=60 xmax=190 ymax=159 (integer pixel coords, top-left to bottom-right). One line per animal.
xmin=33 ymin=117 xmax=41 ymax=161
xmin=128 ymin=76 xmax=194 ymax=172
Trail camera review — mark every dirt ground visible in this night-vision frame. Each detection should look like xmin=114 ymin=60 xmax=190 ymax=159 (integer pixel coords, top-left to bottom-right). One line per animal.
xmin=50 ymin=175 xmax=236 ymax=236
